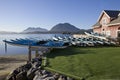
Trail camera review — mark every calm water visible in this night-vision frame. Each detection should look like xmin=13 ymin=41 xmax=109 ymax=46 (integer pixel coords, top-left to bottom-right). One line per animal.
xmin=0 ymin=34 xmax=69 ymax=55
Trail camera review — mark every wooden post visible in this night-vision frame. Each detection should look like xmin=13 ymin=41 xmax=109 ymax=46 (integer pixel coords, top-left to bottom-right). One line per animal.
xmin=28 ymin=45 xmax=32 ymax=61
xmin=5 ymin=41 xmax=7 ymax=53
xmin=35 ymin=50 xmax=39 ymax=57
xmin=43 ymin=56 xmax=47 ymax=67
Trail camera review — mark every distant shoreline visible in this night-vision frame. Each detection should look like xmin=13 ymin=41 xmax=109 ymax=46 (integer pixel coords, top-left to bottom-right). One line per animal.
xmin=0 ymin=31 xmax=86 ymax=34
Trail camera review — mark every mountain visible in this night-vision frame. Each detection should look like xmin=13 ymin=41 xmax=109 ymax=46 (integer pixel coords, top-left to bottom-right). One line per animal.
xmin=50 ymin=23 xmax=80 ymax=33
xmin=22 ymin=27 xmax=48 ymax=33
xmin=0 ymin=31 xmax=17 ymax=34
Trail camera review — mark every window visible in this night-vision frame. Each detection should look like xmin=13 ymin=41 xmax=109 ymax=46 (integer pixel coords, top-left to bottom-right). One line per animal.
xmin=118 ymin=27 xmax=120 ymax=30
xmin=102 ymin=18 xmax=107 ymax=25
xmin=118 ymin=31 xmax=120 ymax=37
xmin=118 ymin=27 xmax=120 ymax=37
xmin=102 ymin=31 xmax=105 ymax=35
xmin=106 ymin=31 xmax=110 ymax=36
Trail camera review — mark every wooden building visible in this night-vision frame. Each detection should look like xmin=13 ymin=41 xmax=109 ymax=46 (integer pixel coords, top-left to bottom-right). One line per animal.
xmin=93 ymin=10 xmax=120 ymax=38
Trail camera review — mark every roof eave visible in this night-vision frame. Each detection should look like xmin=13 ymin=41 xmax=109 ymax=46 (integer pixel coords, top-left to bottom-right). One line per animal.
xmin=107 ymin=23 xmax=120 ymax=26
xmin=93 ymin=26 xmax=101 ymax=29
xmin=97 ymin=10 xmax=111 ymax=22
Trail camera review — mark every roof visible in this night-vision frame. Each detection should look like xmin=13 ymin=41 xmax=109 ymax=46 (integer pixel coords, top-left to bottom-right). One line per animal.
xmin=92 ymin=22 xmax=101 ymax=28
xmin=104 ymin=10 xmax=120 ymax=18
xmin=108 ymin=15 xmax=120 ymax=26
xmin=93 ymin=10 xmax=120 ymax=27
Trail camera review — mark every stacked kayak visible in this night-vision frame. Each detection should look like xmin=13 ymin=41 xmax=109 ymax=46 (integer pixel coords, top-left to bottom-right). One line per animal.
xmin=3 ymin=38 xmax=69 ymax=48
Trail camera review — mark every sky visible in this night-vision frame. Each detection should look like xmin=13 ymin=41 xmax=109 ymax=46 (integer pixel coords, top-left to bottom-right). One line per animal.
xmin=0 ymin=0 xmax=120 ymax=32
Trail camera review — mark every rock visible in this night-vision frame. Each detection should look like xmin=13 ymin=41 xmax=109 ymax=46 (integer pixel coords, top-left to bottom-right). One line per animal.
xmin=27 ymin=68 xmax=38 ymax=80
xmin=6 ymin=57 xmax=74 ymax=80
xmin=67 ymin=77 xmax=74 ymax=80
xmin=16 ymin=71 xmax=27 ymax=80
xmin=33 ymin=70 xmax=43 ymax=80
xmin=17 ymin=65 xmax=27 ymax=72
xmin=58 ymin=75 xmax=67 ymax=80
xmin=32 ymin=57 xmax=42 ymax=68
xmin=6 ymin=69 xmax=20 ymax=80
xmin=32 ymin=57 xmax=42 ymax=63
xmin=32 ymin=62 xmax=41 ymax=68
xmin=42 ymin=70 xmax=48 ymax=75
xmin=6 ymin=74 xmax=14 ymax=80
xmin=44 ymin=77 xmax=55 ymax=80
xmin=53 ymin=73 xmax=60 ymax=80
xmin=33 ymin=75 xmax=41 ymax=80
xmin=35 ymin=69 xmax=43 ymax=74
xmin=24 ymin=62 xmax=32 ymax=70
xmin=62 ymin=75 xmax=67 ymax=80
xmin=33 ymin=74 xmax=47 ymax=80
xmin=58 ymin=75 xmax=63 ymax=80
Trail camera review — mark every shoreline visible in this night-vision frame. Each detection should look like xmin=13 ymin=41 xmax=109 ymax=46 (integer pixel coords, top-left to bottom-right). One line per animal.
xmin=0 ymin=54 xmax=28 ymax=80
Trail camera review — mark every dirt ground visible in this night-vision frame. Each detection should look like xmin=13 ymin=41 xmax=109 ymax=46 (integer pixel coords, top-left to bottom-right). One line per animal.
xmin=0 ymin=55 xmax=28 ymax=80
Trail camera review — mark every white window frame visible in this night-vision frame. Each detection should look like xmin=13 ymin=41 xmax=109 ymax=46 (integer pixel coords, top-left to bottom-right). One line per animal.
xmin=106 ymin=31 xmax=111 ymax=36
xmin=102 ymin=17 xmax=107 ymax=26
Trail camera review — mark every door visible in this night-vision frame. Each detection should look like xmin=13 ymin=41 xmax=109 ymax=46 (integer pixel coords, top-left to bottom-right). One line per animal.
xmin=118 ymin=31 xmax=120 ymax=37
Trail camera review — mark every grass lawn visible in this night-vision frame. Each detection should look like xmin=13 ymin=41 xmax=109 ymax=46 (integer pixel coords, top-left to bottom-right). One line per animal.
xmin=46 ymin=47 xmax=120 ymax=80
